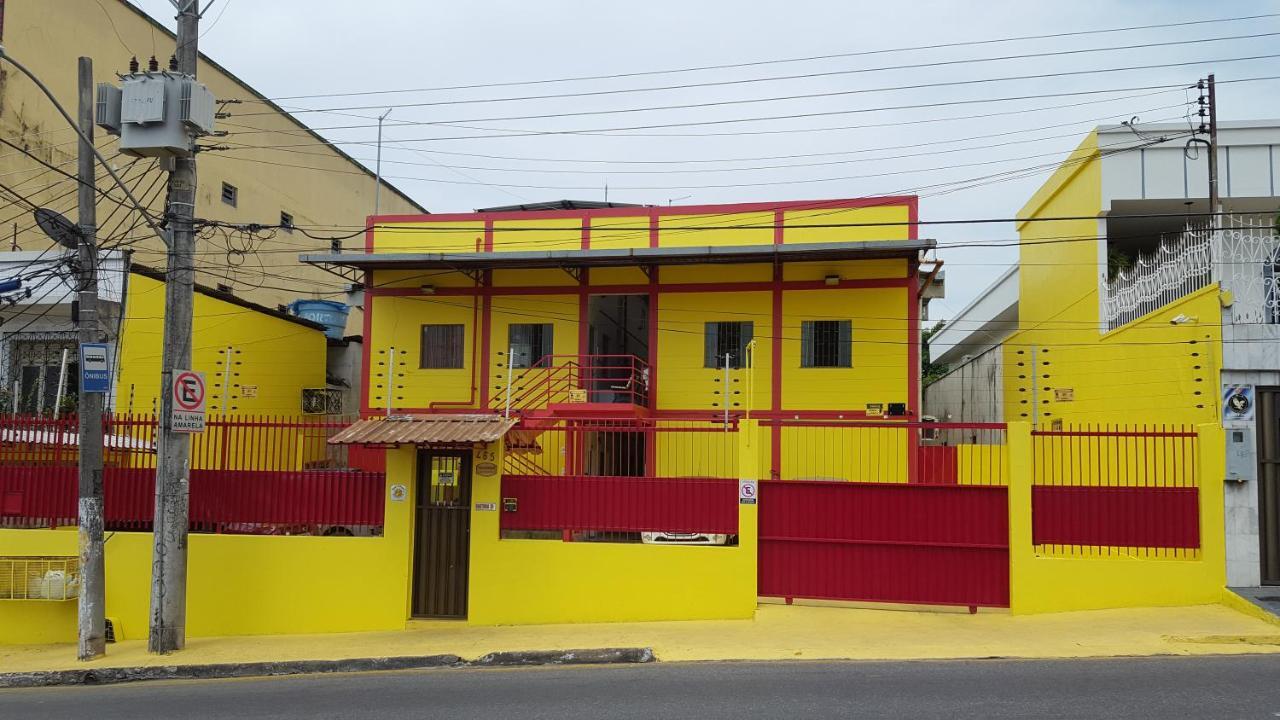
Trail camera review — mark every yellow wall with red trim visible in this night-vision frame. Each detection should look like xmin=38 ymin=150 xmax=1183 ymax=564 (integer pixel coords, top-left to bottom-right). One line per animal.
xmin=0 ymin=466 xmax=414 ymax=644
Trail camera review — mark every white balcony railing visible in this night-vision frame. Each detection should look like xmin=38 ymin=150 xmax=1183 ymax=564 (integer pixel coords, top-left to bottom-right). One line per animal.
xmin=1102 ymin=215 xmax=1280 ymax=331
xmin=1102 ymin=223 xmax=1213 ymax=331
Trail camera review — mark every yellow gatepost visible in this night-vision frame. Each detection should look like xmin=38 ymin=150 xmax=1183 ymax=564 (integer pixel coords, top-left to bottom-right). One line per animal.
xmin=1007 ymin=422 xmax=1227 ymax=614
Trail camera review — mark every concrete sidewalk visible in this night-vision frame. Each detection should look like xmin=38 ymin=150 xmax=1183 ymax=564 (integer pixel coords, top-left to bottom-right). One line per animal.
xmin=3 ymin=602 xmax=1279 ymax=678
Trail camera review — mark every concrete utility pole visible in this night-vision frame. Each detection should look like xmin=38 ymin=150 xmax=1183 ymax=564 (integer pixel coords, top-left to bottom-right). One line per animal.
xmin=374 ymin=108 xmax=392 ymax=216
xmin=1206 ymin=74 xmax=1220 ymax=222
xmin=76 ymin=55 xmax=107 ymax=661
xmin=149 ymin=0 xmax=200 ymax=654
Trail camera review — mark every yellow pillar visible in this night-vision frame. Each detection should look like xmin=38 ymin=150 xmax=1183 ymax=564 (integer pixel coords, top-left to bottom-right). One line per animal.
xmin=1005 ymin=422 xmax=1034 ymax=614
xmin=1196 ymin=423 xmax=1227 ymax=590
xmin=383 ymin=446 xmax=418 ymax=622
xmin=738 ymin=419 xmax=760 ymax=603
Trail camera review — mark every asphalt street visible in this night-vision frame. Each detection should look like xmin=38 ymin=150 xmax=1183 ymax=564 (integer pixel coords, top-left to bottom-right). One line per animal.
xmin=3 ymin=655 xmax=1280 ymax=719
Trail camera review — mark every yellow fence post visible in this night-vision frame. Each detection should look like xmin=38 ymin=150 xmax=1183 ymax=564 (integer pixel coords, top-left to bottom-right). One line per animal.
xmin=738 ymin=419 xmax=760 ymax=607
xmin=1005 ymin=422 xmax=1033 ymax=614
xmin=1196 ymin=423 xmax=1227 ymax=591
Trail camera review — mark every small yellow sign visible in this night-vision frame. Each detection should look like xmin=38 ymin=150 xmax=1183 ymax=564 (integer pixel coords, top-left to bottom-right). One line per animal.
xmin=1054 ymin=388 xmax=1074 ymax=403
xmin=475 ymin=461 xmax=498 ymax=477
xmin=240 ymin=384 xmax=258 ymax=398
xmin=865 ymin=403 xmax=885 ymax=418
xmin=567 ymin=388 xmax=588 ymax=404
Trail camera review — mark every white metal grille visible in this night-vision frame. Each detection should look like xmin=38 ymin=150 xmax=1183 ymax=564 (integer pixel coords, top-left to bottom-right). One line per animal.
xmin=1102 ymin=223 xmax=1213 ymax=331
xmin=1215 ymin=215 xmax=1280 ymax=326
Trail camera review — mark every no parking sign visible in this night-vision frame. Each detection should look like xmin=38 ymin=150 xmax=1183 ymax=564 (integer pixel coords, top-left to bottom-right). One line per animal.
xmin=171 ymin=369 xmax=207 ymax=433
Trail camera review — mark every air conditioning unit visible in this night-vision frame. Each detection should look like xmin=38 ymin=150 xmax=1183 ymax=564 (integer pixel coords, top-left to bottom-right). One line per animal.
xmin=302 ymin=387 xmax=342 ymax=415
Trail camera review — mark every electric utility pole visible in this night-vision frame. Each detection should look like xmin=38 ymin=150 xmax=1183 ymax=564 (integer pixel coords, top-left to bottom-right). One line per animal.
xmin=76 ymin=55 xmax=107 ymax=661
xmin=1206 ymin=74 xmax=1220 ymax=221
xmin=149 ymin=0 xmax=200 ymax=654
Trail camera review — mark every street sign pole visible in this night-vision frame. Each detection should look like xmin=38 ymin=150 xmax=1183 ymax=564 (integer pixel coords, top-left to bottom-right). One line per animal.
xmin=75 ymin=55 xmax=108 ymax=661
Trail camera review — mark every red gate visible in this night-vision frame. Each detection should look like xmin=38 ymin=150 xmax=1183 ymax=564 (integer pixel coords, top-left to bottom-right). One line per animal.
xmin=758 ymin=422 xmax=1009 ymax=609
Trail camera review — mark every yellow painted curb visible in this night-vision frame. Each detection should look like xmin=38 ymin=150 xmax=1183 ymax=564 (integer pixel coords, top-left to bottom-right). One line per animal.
xmin=1220 ymin=592 xmax=1280 ymax=630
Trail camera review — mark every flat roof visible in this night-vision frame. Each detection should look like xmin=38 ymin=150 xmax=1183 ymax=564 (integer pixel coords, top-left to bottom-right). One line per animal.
xmin=301 ymin=239 xmax=934 ymax=271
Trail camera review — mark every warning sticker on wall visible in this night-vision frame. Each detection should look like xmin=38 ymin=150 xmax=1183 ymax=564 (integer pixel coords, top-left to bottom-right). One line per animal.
xmin=739 ymin=480 xmax=757 ymax=505
xmin=1222 ymin=384 xmax=1255 ymax=424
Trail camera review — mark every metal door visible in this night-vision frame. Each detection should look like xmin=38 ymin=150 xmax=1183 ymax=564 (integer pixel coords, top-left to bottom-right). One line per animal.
xmin=1260 ymin=389 xmax=1280 ymax=585
xmin=412 ymin=450 xmax=472 ymax=617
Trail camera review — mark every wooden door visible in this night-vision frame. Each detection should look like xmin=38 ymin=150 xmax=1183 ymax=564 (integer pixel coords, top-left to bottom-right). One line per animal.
xmin=412 ymin=450 xmax=472 ymax=617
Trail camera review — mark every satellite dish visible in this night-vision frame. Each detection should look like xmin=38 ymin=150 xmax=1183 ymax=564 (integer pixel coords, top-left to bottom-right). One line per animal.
xmin=33 ymin=207 xmax=82 ymax=249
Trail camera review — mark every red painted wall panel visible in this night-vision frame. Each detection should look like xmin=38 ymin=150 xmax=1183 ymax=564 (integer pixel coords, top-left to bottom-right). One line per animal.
xmin=1031 ymin=486 xmax=1200 ymax=549
xmin=501 ymin=474 xmax=738 ymax=535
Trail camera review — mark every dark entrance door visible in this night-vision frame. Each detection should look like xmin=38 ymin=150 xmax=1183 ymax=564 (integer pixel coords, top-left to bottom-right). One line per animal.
xmin=1260 ymin=389 xmax=1280 ymax=585
xmin=412 ymin=450 xmax=472 ymax=617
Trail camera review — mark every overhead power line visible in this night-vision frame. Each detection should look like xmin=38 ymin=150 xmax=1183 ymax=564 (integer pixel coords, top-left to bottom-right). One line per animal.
xmin=250 ymin=12 xmax=1280 ymax=102
xmin=235 ymin=31 xmax=1280 ymax=119
xmin=229 ymin=52 xmax=1280 ymax=123
xmin=219 ymin=76 xmax=1278 ymax=149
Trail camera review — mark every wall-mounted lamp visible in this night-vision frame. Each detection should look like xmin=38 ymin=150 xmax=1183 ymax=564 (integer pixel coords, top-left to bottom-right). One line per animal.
xmin=824 ymin=274 xmax=840 ymax=286
xmin=420 ymin=284 xmax=436 ymax=295
xmin=1169 ymin=313 xmax=1198 ymax=325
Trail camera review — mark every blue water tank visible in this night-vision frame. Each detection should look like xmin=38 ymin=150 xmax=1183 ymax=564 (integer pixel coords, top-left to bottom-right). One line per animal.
xmin=288 ymin=299 xmax=349 ymax=340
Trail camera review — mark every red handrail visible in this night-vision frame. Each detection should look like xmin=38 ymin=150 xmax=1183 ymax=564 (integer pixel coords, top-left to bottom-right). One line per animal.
xmin=490 ymin=354 xmax=650 ymax=415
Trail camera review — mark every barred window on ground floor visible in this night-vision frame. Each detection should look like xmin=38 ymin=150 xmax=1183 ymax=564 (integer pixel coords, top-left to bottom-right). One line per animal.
xmin=801 ymin=319 xmax=852 ymax=368
xmin=420 ymin=324 xmax=465 ymax=369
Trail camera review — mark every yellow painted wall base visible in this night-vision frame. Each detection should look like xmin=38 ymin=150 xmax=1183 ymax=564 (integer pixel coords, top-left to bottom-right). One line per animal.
xmin=0 ymin=469 xmax=414 ymax=645
xmin=1006 ymin=423 xmax=1227 ymax=614
xmin=461 ymin=421 xmax=761 ymax=626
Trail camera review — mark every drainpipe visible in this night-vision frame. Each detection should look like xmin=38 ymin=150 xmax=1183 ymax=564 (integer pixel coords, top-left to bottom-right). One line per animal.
xmin=429 ymin=294 xmax=481 ymax=410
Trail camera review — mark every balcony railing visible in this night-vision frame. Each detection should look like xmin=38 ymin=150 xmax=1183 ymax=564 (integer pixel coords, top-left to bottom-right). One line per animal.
xmin=1102 ymin=222 xmax=1212 ymax=331
xmin=1102 ymin=215 xmax=1280 ymax=331
xmin=493 ymin=354 xmax=650 ymax=416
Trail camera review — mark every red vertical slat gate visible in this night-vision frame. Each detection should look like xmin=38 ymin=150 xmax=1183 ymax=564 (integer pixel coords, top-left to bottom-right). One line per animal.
xmin=756 ymin=421 xmax=1010 ymax=609
xmin=758 ymin=480 xmax=1009 ymax=608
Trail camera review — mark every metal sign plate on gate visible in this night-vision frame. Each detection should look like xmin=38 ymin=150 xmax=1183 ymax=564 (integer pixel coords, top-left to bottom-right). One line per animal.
xmin=739 ymin=480 xmax=758 ymax=505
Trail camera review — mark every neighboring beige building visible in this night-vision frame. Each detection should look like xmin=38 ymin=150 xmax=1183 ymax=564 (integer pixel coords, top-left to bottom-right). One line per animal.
xmin=0 ymin=0 xmax=424 ymax=312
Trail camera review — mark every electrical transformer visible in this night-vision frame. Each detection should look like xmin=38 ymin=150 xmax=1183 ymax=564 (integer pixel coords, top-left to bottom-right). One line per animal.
xmin=95 ymin=71 xmax=216 ymax=158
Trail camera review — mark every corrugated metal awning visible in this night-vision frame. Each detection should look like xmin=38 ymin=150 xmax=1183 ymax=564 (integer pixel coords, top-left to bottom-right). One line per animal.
xmin=328 ymin=414 xmax=517 ymax=446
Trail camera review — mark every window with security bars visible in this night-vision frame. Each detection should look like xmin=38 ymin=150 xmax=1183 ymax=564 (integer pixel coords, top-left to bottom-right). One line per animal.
xmin=9 ymin=339 xmax=79 ymax=413
xmin=420 ymin=324 xmax=464 ymax=369
xmin=800 ymin=320 xmax=852 ymax=368
xmin=508 ymin=323 xmax=553 ymax=368
xmin=704 ymin=321 xmax=753 ymax=369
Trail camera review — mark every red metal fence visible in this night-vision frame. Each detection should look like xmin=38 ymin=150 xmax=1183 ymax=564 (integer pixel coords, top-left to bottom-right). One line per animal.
xmin=500 ymin=418 xmax=738 ymax=540
xmin=0 ymin=414 xmax=385 ymax=535
xmin=758 ymin=421 xmax=1010 ymax=608
xmin=1030 ymin=425 xmax=1200 ymax=555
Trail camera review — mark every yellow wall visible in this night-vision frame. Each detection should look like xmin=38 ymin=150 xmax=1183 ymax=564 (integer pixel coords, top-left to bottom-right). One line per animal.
xmin=465 ymin=421 xmax=760 ymax=625
xmin=115 ymin=273 xmax=327 ymax=416
xmin=0 ymin=462 xmax=415 ymax=644
xmin=1007 ymin=132 xmax=1220 ymax=427
xmin=0 ymin=0 xmax=423 ymax=313
xmin=367 ymin=294 xmax=480 ymax=410
xmin=781 ymin=288 xmax=909 ymax=411
xmin=369 ymin=201 xmax=914 ymax=255
xmin=658 ymin=290 xmax=772 ymax=412
xmin=368 ymin=263 xmax=909 ymax=415
xmin=488 ymin=295 xmax=582 ymax=404
xmin=1006 ymin=423 xmax=1226 ymax=614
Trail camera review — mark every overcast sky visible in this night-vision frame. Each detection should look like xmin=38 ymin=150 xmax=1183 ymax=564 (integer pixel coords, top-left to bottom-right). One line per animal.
xmin=129 ymin=0 xmax=1280 ymax=317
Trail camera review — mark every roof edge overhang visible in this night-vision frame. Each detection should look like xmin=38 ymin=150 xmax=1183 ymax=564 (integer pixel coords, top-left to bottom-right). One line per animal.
xmin=301 ymin=239 xmax=935 ymax=272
